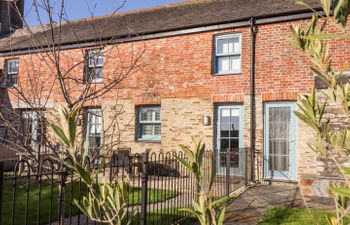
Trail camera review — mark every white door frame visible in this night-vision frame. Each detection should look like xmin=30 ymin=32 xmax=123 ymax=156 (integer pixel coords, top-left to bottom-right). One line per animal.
xmin=216 ymin=105 xmax=244 ymax=176
xmin=264 ymin=102 xmax=297 ymax=181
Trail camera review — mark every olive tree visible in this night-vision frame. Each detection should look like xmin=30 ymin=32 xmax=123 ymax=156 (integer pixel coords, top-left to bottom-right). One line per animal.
xmin=291 ymin=0 xmax=350 ymax=224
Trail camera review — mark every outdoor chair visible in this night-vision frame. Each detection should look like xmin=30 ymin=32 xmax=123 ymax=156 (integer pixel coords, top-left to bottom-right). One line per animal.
xmin=113 ymin=147 xmax=132 ymax=175
xmin=135 ymin=149 xmax=151 ymax=174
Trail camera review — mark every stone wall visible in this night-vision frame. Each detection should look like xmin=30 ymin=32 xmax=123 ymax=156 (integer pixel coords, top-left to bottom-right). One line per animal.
xmin=297 ymin=92 xmax=350 ymax=197
xmin=101 ymin=98 xmax=214 ymax=153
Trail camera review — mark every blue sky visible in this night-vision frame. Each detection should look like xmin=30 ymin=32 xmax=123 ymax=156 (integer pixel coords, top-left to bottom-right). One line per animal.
xmin=24 ymin=0 xmax=183 ymax=27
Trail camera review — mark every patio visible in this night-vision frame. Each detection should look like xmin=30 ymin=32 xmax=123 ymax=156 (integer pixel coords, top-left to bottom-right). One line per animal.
xmin=224 ymin=183 xmax=334 ymax=225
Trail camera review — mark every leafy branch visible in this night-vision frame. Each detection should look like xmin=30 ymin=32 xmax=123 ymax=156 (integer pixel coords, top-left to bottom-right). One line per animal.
xmin=291 ymin=0 xmax=350 ymax=224
xmin=175 ymin=138 xmax=229 ymax=225
xmin=50 ymin=105 xmax=133 ymax=225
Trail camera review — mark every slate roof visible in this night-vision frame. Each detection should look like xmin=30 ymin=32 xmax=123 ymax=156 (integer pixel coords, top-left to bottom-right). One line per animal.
xmin=0 ymin=0 xmax=319 ymax=52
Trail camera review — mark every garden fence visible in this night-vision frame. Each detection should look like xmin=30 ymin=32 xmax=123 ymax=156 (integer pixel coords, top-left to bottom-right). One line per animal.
xmin=0 ymin=148 xmax=253 ymax=225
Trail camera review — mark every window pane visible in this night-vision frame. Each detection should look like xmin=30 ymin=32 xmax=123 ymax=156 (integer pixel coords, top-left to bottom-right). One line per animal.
xmin=230 ymin=56 xmax=241 ymax=72
xmin=228 ymin=141 xmax=239 ymax=168
xmin=218 ymin=56 xmax=230 ymax=73
xmin=94 ymin=68 xmax=103 ymax=79
xmin=89 ymin=55 xmax=103 ymax=67
xmin=96 ymin=56 xmax=104 ymax=66
xmin=89 ymin=123 xmax=101 ymax=134
xmin=9 ymin=62 xmax=14 ymax=72
xmin=140 ymin=109 xmax=153 ymax=121
xmin=220 ymin=138 xmax=229 ymax=152
xmin=154 ymin=109 xmax=161 ymax=121
xmin=220 ymin=109 xmax=230 ymax=137
xmin=232 ymin=37 xmax=240 ymax=54
xmin=141 ymin=124 xmax=153 ymax=136
xmin=217 ymin=39 xmax=226 ymax=54
xmin=230 ymin=138 xmax=239 ymax=149
xmin=95 ymin=116 xmax=102 ymax=131
xmin=89 ymin=124 xmax=94 ymax=133
xmin=8 ymin=74 xmax=17 ymax=86
xmin=231 ymin=116 xmax=240 ymax=137
xmin=140 ymin=107 xmax=160 ymax=122
xmin=86 ymin=67 xmax=103 ymax=81
xmin=227 ymin=38 xmax=234 ymax=53
xmin=223 ymin=40 xmax=229 ymax=54
xmin=89 ymin=135 xmax=101 ymax=147
xmin=221 ymin=153 xmax=237 ymax=169
xmin=154 ymin=124 xmax=161 ymax=135
xmin=88 ymin=57 xmax=95 ymax=67
xmin=220 ymin=138 xmax=229 ymax=167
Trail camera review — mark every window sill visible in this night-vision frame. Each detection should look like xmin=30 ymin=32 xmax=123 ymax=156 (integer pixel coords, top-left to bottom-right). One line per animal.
xmin=212 ymin=72 xmax=242 ymax=76
xmin=1 ymin=84 xmax=16 ymax=88
xmin=84 ymin=78 xmax=103 ymax=84
xmin=136 ymin=139 xmax=161 ymax=143
xmin=91 ymin=79 xmax=103 ymax=84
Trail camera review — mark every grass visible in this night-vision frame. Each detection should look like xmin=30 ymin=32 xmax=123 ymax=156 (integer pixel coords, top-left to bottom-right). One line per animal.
xmin=1 ymin=180 xmax=179 ymax=225
xmin=129 ymin=187 xmax=179 ymax=205
xmin=3 ymin=171 xmax=15 ymax=177
xmin=259 ymin=207 xmax=350 ymax=225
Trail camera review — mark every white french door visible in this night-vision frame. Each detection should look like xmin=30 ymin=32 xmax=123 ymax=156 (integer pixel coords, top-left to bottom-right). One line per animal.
xmin=216 ymin=105 xmax=244 ymax=175
xmin=264 ymin=102 xmax=297 ymax=180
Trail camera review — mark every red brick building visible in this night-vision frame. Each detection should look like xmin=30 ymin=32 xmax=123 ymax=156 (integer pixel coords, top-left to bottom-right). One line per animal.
xmin=0 ymin=0 xmax=348 ymax=196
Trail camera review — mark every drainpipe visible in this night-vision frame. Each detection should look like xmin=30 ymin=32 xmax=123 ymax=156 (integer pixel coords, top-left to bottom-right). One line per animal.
xmin=250 ymin=18 xmax=258 ymax=182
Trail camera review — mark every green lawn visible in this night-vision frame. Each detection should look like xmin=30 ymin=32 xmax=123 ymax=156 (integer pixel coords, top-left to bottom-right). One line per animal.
xmin=259 ymin=207 xmax=350 ymax=225
xmin=3 ymin=171 xmax=15 ymax=177
xmin=1 ymin=180 xmax=179 ymax=225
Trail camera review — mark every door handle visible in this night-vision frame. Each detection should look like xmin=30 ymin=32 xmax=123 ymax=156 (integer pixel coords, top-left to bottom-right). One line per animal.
xmin=289 ymin=139 xmax=295 ymax=152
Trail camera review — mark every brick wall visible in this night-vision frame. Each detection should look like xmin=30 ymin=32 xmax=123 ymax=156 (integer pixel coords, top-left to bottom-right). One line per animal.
xmin=1 ymin=21 xmax=319 ymax=105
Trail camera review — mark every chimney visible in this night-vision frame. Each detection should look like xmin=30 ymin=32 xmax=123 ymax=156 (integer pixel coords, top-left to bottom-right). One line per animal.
xmin=0 ymin=0 xmax=24 ymax=35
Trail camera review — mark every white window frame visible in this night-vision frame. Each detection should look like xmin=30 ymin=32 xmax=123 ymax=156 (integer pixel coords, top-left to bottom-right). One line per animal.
xmin=137 ymin=106 xmax=161 ymax=141
xmin=84 ymin=108 xmax=103 ymax=151
xmin=86 ymin=49 xmax=104 ymax=83
xmin=5 ymin=59 xmax=19 ymax=87
xmin=214 ymin=33 xmax=242 ymax=75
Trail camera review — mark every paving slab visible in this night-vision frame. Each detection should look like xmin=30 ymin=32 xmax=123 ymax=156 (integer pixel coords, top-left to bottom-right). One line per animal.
xmin=223 ymin=183 xmax=334 ymax=225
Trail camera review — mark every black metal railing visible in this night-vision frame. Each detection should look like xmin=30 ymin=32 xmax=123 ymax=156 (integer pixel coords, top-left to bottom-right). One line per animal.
xmin=0 ymin=148 xmax=252 ymax=225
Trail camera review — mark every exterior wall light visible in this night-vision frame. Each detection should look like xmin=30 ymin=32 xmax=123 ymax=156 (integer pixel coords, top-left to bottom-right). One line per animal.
xmin=203 ymin=115 xmax=211 ymax=126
